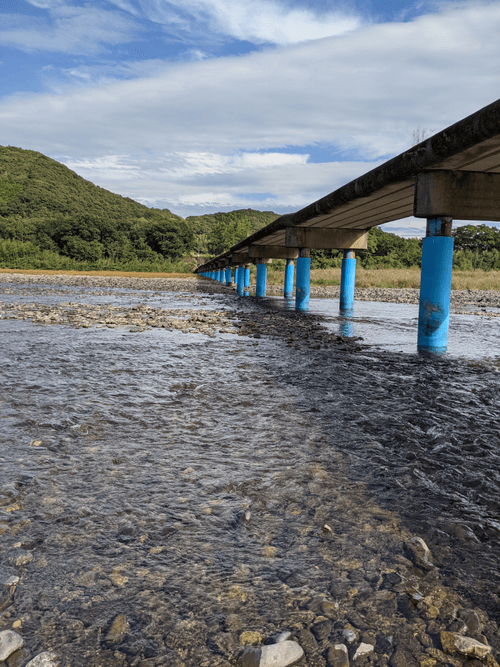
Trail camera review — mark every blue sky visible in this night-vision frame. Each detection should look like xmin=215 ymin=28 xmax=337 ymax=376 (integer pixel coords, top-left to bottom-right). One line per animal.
xmin=1 ymin=0 xmax=500 ymax=235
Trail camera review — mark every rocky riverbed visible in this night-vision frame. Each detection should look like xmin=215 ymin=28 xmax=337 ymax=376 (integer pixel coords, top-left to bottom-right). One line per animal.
xmin=1 ymin=272 xmax=500 ymax=315
xmin=0 ymin=272 xmax=499 ymax=667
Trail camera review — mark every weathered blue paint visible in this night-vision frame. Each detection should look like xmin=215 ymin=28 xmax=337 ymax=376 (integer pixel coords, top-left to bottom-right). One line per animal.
xmin=418 ymin=217 xmax=454 ymax=356
xmin=339 ymin=315 xmax=354 ymax=338
xmin=256 ymin=261 xmax=267 ymax=297
xmin=225 ymin=266 xmax=231 ymax=286
xmin=284 ymin=259 xmax=294 ymax=299
xmin=219 ymin=269 xmax=225 ymax=284
xmin=237 ymin=264 xmax=245 ymax=296
xmin=295 ymin=249 xmax=310 ymax=311
xmin=244 ymin=265 xmax=251 ymax=289
xmin=340 ymin=250 xmax=356 ymax=315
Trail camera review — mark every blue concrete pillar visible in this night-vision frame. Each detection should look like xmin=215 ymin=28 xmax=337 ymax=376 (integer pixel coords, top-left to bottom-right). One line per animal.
xmin=284 ymin=259 xmax=294 ymax=299
xmin=256 ymin=260 xmax=267 ymax=297
xmin=225 ymin=266 xmax=231 ymax=286
xmin=295 ymin=248 xmax=310 ymax=311
xmin=340 ymin=250 xmax=356 ymax=315
xmin=237 ymin=263 xmax=245 ymax=296
xmin=418 ymin=217 xmax=454 ymax=356
xmin=244 ymin=264 xmax=251 ymax=289
xmin=219 ymin=269 xmax=225 ymax=284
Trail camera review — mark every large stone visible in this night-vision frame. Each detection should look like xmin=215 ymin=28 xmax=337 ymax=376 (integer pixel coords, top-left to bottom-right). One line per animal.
xmin=260 ymin=641 xmax=304 ymax=667
xmin=105 ymin=614 xmax=129 ymax=644
xmin=441 ymin=631 xmax=491 ymax=659
xmin=0 ymin=630 xmax=24 ymax=661
xmin=353 ymin=643 xmax=374 ymax=661
xmin=327 ymin=644 xmax=349 ymax=667
xmin=24 ymin=652 xmax=59 ymax=667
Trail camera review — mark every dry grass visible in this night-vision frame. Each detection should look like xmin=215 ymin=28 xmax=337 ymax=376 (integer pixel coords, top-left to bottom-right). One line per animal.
xmin=267 ymin=267 xmax=500 ymax=290
xmin=0 ymin=268 xmax=199 ymax=279
xmin=2 ymin=267 xmax=500 ymax=290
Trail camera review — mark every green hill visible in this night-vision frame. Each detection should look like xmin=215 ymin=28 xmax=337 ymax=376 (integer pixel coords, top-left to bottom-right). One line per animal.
xmin=0 ymin=146 xmax=279 ymax=271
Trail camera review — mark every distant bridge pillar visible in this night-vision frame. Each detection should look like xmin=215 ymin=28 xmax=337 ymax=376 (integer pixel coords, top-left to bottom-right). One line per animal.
xmin=284 ymin=259 xmax=294 ymax=299
xmin=225 ymin=265 xmax=231 ymax=286
xmin=256 ymin=259 xmax=267 ymax=297
xmin=418 ymin=217 xmax=454 ymax=356
xmin=340 ymin=250 xmax=356 ymax=315
xmin=219 ymin=268 xmax=225 ymax=284
xmin=237 ymin=263 xmax=245 ymax=296
xmin=244 ymin=263 xmax=251 ymax=297
xmin=295 ymin=248 xmax=310 ymax=311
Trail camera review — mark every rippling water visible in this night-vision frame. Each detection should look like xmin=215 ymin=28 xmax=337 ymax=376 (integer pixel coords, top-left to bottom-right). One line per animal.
xmin=1 ymin=280 xmax=500 ymax=667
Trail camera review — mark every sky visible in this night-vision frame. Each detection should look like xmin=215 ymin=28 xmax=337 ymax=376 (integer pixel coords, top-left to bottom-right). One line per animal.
xmin=1 ymin=0 xmax=500 ymax=236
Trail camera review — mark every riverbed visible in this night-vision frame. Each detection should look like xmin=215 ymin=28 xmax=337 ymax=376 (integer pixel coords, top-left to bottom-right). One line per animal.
xmin=0 ymin=274 xmax=499 ymax=667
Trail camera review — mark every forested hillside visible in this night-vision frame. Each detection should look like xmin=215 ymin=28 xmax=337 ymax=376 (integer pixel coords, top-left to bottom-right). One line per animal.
xmin=1 ymin=146 xmax=499 ymax=272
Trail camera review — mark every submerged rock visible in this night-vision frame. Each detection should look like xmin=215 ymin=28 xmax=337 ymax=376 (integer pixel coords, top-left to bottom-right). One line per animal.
xmin=440 ymin=631 xmax=491 ymax=658
xmin=327 ymin=644 xmax=349 ymax=667
xmin=105 ymin=614 xmax=129 ymax=644
xmin=404 ymin=536 xmax=434 ymax=570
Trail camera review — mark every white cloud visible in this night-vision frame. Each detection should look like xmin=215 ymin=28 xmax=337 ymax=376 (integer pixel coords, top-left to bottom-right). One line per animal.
xmin=0 ymin=4 xmax=140 ymax=54
xmin=143 ymin=0 xmax=362 ymax=45
xmin=1 ymin=1 xmax=500 ymax=227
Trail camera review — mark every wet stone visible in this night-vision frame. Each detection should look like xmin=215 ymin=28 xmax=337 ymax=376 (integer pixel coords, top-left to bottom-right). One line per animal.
xmin=24 ymin=652 xmax=59 ymax=667
xmin=327 ymin=644 xmax=349 ymax=667
xmin=259 ymin=640 xmax=304 ymax=667
xmin=440 ymin=631 xmax=491 ymax=658
xmin=0 ymin=630 xmax=24 ymax=661
xmin=352 ymin=643 xmax=374 ymax=661
xmin=105 ymin=613 xmax=129 ymax=645
xmin=403 ymin=537 xmax=434 ymax=571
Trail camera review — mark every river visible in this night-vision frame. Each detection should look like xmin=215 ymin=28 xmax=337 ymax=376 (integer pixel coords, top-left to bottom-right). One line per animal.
xmin=0 ymin=277 xmax=499 ymax=667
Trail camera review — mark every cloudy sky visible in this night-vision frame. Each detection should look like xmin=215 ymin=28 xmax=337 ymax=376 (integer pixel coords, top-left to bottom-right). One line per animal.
xmin=1 ymin=0 xmax=500 ymax=235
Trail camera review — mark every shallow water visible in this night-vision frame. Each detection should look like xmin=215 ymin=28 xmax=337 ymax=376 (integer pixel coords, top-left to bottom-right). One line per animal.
xmin=1 ymin=281 xmax=500 ymax=666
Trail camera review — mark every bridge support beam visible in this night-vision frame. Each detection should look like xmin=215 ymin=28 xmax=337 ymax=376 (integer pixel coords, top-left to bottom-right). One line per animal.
xmin=295 ymin=248 xmax=310 ymax=311
xmin=340 ymin=250 xmax=356 ymax=315
xmin=284 ymin=259 xmax=294 ymax=299
xmin=256 ymin=259 xmax=267 ymax=297
xmin=237 ymin=264 xmax=245 ymax=296
xmin=418 ymin=217 xmax=454 ymax=356
xmin=225 ymin=266 xmax=232 ymax=286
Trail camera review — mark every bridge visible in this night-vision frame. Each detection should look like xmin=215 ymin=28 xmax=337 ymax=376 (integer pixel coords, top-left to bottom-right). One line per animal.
xmin=196 ymin=98 xmax=500 ymax=355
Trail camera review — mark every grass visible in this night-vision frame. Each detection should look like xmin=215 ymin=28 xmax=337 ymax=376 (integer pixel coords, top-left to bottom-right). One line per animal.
xmin=0 ymin=268 xmax=199 ymax=279
xmin=266 ymin=267 xmax=500 ymax=290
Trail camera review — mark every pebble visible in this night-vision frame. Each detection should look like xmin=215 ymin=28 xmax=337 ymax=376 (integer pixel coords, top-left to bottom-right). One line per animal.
xmin=0 ymin=630 xmax=24 ymax=661
xmin=342 ymin=629 xmax=357 ymax=644
xmin=3 ymin=576 xmax=19 ymax=587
